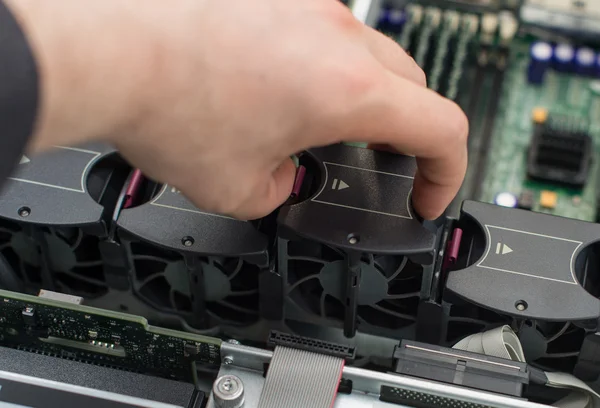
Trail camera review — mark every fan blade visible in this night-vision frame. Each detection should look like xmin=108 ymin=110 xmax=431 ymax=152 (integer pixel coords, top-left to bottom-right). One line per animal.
xmin=227 ymin=289 xmax=258 ymax=297
xmin=75 ymin=260 xmax=103 ymax=268
xmin=288 ymin=256 xmax=326 ymax=265
xmin=132 ymin=255 xmax=170 ymax=264
xmin=545 ymin=323 xmax=570 ymax=344
xmin=58 ymin=270 xmax=105 ymax=286
xmin=540 ymin=352 xmax=580 ymax=359
xmin=215 ymin=300 xmax=258 ymax=315
xmin=386 ymin=257 xmax=408 ymax=282
xmin=169 ymin=289 xmax=178 ymax=310
xmin=137 ymin=272 xmax=168 ymax=288
xmin=227 ymin=260 xmax=244 ymax=281
xmin=68 ymin=230 xmax=83 ymax=249
xmin=369 ymin=304 xmax=416 ymax=322
xmin=320 ymin=292 xmax=327 ymax=318
xmin=287 ymin=274 xmax=320 ymax=293
xmin=448 ymin=316 xmax=492 ymax=326
xmin=385 ymin=291 xmax=420 ymax=300
xmin=18 ymin=259 xmax=31 ymax=284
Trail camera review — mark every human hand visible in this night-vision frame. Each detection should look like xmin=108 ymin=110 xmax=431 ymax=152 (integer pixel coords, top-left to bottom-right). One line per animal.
xmin=7 ymin=0 xmax=468 ymax=220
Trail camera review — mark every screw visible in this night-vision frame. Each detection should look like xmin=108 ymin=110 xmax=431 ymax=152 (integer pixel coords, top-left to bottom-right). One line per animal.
xmin=182 ymin=236 xmax=194 ymax=247
xmin=222 ymin=379 xmax=233 ymax=391
xmin=223 ymin=356 xmax=234 ymax=365
xmin=347 ymin=234 xmax=360 ymax=245
xmin=515 ymin=300 xmax=528 ymax=311
xmin=18 ymin=207 xmax=30 ymax=217
xmin=213 ymin=375 xmax=244 ymax=408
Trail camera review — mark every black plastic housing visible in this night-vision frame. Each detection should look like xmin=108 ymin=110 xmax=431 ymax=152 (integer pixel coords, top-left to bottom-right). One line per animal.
xmin=0 ymin=144 xmax=131 ymax=297
xmin=446 ymin=200 xmax=600 ymax=322
xmin=116 ymin=180 xmax=270 ymax=331
xmin=393 ymin=340 xmax=529 ymax=397
xmin=277 ymin=144 xmax=438 ymax=339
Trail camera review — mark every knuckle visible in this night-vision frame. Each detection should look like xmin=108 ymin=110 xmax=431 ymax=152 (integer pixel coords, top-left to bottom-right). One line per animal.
xmin=415 ymin=65 xmax=427 ymax=87
xmin=445 ymin=101 xmax=469 ymax=145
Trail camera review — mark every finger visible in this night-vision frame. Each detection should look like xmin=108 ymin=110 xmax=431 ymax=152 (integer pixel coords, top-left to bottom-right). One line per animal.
xmin=366 ymin=143 xmax=409 ymax=155
xmin=346 ymin=71 xmax=468 ymax=219
xmin=234 ymin=157 xmax=297 ymax=220
xmin=362 ymin=25 xmax=427 ymax=87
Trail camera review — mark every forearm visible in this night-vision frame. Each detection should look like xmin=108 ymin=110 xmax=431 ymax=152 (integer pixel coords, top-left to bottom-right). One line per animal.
xmin=4 ymin=0 xmax=160 ymax=151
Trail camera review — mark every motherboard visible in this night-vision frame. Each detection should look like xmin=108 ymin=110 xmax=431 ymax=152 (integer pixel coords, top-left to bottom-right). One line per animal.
xmin=0 ymin=1 xmax=600 ymax=407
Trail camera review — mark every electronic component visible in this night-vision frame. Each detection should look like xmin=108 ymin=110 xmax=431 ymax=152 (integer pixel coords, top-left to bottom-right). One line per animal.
xmin=494 ymin=192 xmax=518 ymax=208
xmin=575 ymin=47 xmax=596 ymax=76
xmin=553 ymin=44 xmax=575 ymax=72
xmin=531 ymin=107 xmax=548 ymax=125
xmin=528 ymin=42 xmax=553 ymax=85
xmin=539 ymin=190 xmax=558 ymax=209
xmin=527 ymin=115 xmax=593 ymax=188
xmin=393 ymin=340 xmax=529 ymax=397
xmin=268 ymin=331 xmax=356 ymax=360
xmin=518 ymin=190 xmax=535 ymax=210
xmin=521 ymin=0 xmax=600 ymax=38
xmin=38 ymin=289 xmax=83 ymax=305
xmin=0 ymin=289 xmax=221 ymax=383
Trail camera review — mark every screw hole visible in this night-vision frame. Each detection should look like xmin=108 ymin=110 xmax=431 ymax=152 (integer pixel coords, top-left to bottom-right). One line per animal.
xmin=347 ymin=234 xmax=360 ymax=245
xmin=18 ymin=207 xmax=30 ymax=217
xmin=515 ymin=300 xmax=528 ymax=311
xmin=181 ymin=236 xmax=194 ymax=247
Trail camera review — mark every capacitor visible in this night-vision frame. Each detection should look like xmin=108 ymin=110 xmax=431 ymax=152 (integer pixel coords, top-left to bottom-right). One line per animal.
xmin=552 ymin=43 xmax=575 ymax=72
xmin=596 ymin=53 xmax=600 ymax=77
xmin=494 ymin=192 xmax=518 ymax=208
xmin=575 ymin=47 xmax=596 ymax=76
xmin=387 ymin=9 xmax=406 ymax=32
xmin=527 ymin=42 xmax=553 ymax=85
xmin=378 ymin=8 xmax=405 ymax=33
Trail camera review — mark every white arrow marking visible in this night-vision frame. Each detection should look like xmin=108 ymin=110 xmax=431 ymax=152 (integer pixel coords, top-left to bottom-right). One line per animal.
xmin=338 ymin=180 xmax=349 ymax=190
xmin=502 ymin=244 xmax=513 ymax=255
xmin=19 ymin=156 xmax=30 ymax=164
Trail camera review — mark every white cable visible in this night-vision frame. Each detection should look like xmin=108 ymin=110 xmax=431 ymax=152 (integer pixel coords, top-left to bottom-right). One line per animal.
xmin=454 ymin=326 xmax=600 ymax=408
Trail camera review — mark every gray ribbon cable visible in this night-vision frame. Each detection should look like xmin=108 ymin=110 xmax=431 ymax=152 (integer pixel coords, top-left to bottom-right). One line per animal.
xmin=257 ymin=346 xmax=344 ymax=408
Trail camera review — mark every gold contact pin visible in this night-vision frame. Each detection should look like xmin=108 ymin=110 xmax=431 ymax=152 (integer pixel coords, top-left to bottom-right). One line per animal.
xmin=532 ymin=107 xmax=549 ymax=124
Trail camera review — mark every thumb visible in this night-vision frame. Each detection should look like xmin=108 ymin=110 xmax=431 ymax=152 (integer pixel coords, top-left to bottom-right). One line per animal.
xmin=234 ymin=157 xmax=297 ymax=220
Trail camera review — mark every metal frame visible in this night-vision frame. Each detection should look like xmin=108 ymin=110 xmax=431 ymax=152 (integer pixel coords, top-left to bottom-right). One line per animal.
xmin=206 ymin=342 xmax=553 ymax=408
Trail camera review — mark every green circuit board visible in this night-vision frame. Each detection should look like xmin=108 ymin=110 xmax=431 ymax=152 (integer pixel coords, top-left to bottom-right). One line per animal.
xmin=479 ymin=39 xmax=600 ymax=222
xmin=0 ymin=290 xmax=221 ymax=384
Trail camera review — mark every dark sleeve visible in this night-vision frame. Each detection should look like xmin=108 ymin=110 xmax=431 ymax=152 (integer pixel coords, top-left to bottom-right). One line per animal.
xmin=0 ymin=0 xmax=39 ymax=184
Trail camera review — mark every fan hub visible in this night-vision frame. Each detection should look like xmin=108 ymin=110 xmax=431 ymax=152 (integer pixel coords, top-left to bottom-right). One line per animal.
xmin=319 ymin=260 xmax=388 ymax=305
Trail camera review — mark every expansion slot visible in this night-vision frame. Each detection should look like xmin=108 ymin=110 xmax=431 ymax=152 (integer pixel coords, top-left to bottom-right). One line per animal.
xmin=0 ymin=290 xmax=221 ymax=384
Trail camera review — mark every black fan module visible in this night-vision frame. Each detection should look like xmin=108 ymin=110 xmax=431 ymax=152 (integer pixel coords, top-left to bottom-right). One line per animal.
xmin=0 ymin=144 xmax=131 ymax=297
xmin=277 ymin=144 xmax=439 ymax=338
xmin=439 ymin=200 xmax=600 ymax=372
xmin=116 ymin=175 xmax=271 ymax=332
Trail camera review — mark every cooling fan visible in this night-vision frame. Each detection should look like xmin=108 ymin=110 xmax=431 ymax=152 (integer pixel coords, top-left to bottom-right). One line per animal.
xmin=0 ymin=219 xmax=41 ymax=293
xmin=277 ymin=144 xmax=438 ymax=338
xmin=42 ymin=227 xmax=109 ymax=299
xmin=128 ymin=241 xmax=260 ymax=330
xmin=281 ymin=237 xmax=423 ymax=337
xmin=441 ymin=200 xmax=600 ymax=373
xmin=0 ymin=144 xmax=130 ymax=301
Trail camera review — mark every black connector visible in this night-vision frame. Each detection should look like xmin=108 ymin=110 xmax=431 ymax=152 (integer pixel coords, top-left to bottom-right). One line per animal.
xmin=268 ymin=331 xmax=356 ymax=360
xmin=393 ymin=340 xmax=529 ymax=397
